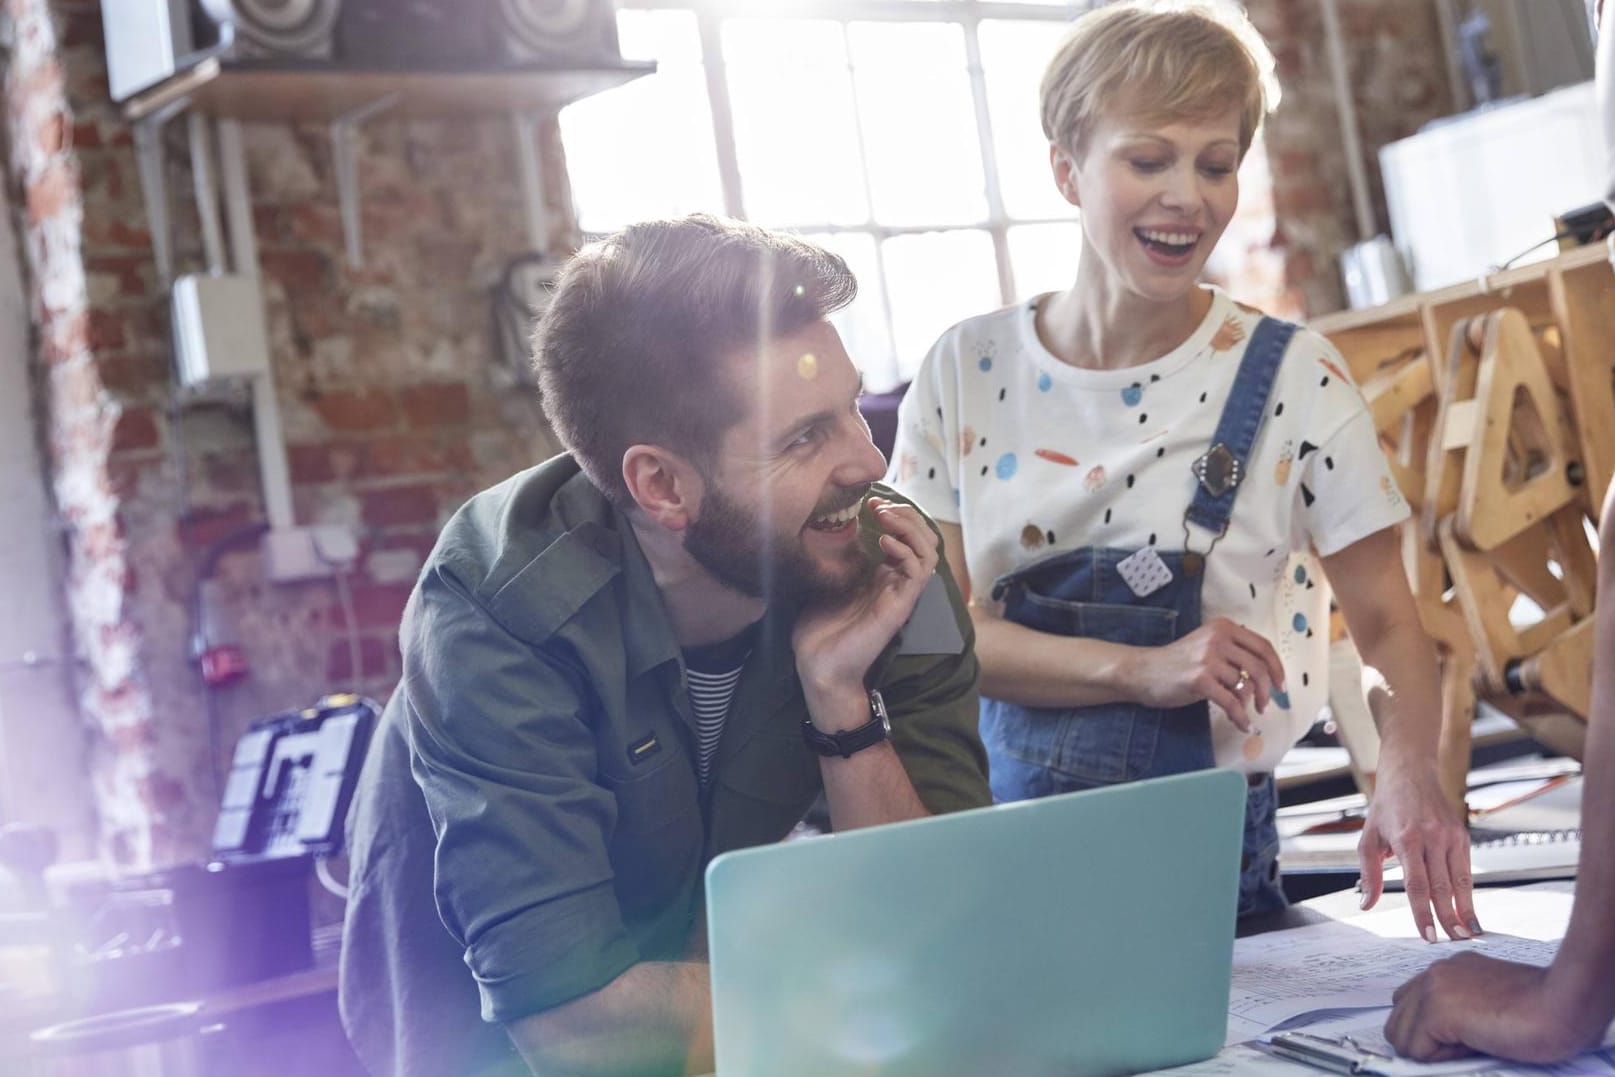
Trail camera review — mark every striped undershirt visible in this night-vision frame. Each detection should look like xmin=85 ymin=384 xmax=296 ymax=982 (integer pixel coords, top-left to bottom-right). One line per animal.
xmin=682 ymin=624 xmax=758 ymax=788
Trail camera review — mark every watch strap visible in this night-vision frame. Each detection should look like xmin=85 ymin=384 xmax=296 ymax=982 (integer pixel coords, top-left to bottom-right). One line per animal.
xmin=802 ymin=689 xmax=892 ymax=759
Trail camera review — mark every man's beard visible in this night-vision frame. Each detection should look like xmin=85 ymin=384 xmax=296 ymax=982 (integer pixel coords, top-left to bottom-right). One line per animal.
xmin=685 ymin=481 xmax=879 ymax=607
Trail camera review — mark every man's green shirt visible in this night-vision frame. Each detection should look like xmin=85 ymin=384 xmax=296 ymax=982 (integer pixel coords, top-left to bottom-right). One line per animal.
xmin=340 ymin=456 xmax=990 ymax=1077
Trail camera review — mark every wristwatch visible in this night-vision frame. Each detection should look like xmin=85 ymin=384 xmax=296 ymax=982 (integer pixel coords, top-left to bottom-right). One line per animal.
xmin=801 ymin=689 xmax=892 ymax=759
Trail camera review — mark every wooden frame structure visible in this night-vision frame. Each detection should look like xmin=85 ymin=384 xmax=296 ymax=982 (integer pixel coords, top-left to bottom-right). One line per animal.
xmin=1312 ymin=244 xmax=1615 ymax=810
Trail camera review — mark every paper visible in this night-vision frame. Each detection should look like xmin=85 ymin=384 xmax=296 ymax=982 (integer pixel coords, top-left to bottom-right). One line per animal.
xmin=1151 ymin=1044 xmax=1303 ymax=1074
xmin=1223 ymin=885 xmax=1576 ymax=1046
xmin=1226 ymin=927 xmax=1562 ymax=1045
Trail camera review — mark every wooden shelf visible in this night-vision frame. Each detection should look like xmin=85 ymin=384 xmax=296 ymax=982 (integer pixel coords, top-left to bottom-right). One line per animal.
xmin=1312 ymin=243 xmax=1611 ymax=338
xmin=125 ymin=56 xmax=654 ymax=124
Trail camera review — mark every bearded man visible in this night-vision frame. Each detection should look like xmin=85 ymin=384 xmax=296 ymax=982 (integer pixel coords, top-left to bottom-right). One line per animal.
xmin=338 ymin=214 xmax=990 ymax=1077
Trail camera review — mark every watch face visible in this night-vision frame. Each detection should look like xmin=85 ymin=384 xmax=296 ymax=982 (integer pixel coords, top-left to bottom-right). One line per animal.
xmin=870 ymin=689 xmax=892 ymax=735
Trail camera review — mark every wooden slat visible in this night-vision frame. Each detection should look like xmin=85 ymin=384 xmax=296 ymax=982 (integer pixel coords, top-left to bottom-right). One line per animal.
xmin=1548 ymin=261 xmax=1615 ymax=511
xmin=1363 ymin=355 xmax=1434 ymax=434
xmin=1455 ymin=310 xmax=1581 ymax=551
xmin=1517 ymin=617 xmax=1596 ymax=720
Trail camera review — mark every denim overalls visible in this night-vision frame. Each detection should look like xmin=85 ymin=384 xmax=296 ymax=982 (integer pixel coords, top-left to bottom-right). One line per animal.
xmin=979 ymin=318 xmax=1298 ymax=919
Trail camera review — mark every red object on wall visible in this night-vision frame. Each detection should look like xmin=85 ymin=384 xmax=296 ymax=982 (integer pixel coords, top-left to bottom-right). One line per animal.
xmin=195 ymin=577 xmax=248 ymax=689
xmin=199 ymin=644 xmax=249 ymax=689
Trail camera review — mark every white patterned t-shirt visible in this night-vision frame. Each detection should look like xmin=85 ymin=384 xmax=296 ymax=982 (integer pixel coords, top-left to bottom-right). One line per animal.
xmin=887 ymin=287 xmax=1410 ymax=772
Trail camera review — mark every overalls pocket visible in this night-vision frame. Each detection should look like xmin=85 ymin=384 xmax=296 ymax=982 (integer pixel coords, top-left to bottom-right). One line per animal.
xmin=981 ymin=547 xmax=1215 ymax=798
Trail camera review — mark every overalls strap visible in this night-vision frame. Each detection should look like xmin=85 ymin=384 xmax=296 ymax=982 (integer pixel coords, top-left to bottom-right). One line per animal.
xmin=1184 ymin=317 xmax=1298 ymax=537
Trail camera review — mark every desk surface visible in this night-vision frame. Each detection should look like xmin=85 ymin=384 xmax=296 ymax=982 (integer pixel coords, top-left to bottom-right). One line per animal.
xmin=1158 ymin=882 xmax=1584 ymax=1075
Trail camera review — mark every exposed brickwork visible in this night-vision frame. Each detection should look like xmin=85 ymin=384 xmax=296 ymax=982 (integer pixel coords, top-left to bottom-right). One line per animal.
xmin=5 ymin=0 xmax=182 ymax=867
xmin=1245 ymin=0 xmax=1456 ymax=316
xmin=7 ymin=0 xmax=566 ymax=866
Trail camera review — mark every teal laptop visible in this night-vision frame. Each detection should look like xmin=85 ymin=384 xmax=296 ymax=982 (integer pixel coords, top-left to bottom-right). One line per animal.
xmin=705 ymin=767 xmax=1246 ymax=1077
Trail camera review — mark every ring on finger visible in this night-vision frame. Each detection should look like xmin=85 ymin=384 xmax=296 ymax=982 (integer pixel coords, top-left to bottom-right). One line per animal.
xmin=1232 ymin=668 xmax=1250 ymax=693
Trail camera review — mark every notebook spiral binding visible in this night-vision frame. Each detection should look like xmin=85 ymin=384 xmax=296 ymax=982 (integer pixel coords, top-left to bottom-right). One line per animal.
xmin=1470 ymin=827 xmax=1581 ymax=847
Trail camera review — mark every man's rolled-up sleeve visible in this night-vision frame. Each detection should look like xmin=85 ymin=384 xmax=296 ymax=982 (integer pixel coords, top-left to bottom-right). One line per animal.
xmin=402 ymin=563 xmax=637 ymax=1022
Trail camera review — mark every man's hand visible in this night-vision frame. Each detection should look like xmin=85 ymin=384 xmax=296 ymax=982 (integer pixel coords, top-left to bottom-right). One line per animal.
xmin=1127 ymin=618 xmax=1285 ymax=731
xmin=792 ymin=497 xmax=939 ymax=716
xmin=1385 ymin=952 xmax=1604 ymax=1063
xmin=1357 ymin=763 xmax=1477 ymax=941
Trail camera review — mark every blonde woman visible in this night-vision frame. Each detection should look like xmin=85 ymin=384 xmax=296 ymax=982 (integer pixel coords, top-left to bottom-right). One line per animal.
xmin=889 ymin=0 xmax=1472 ymax=937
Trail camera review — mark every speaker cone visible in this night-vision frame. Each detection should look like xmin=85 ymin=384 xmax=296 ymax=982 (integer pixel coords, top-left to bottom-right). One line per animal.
xmin=200 ymin=0 xmax=341 ymax=58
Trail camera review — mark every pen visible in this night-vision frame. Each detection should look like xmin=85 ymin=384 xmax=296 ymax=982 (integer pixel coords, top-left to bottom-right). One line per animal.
xmin=1266 ymin=1032 xmax=1390 ymax=1075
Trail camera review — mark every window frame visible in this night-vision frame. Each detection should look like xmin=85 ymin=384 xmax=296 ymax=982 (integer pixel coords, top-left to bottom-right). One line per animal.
xmin=582 ymin=0 xmax=1098 ymax=386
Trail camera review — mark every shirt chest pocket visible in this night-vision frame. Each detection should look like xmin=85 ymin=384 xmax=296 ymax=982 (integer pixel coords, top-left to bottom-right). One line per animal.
xmin=602 ymin=753 xmax=703 ymax=921
xmin=707 ymin=731 xmax=822 ymax=855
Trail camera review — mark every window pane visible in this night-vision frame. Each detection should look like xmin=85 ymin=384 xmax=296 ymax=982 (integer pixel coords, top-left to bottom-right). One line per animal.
xmin=881 ymin=230 xmax=999 ymax=382
xmin=803 ymin=232 xmax=900 ymax=391
xmin=1204 ymin=135 xmax=1289 ymax=310
xmin=723 ymin=20 xmax=868 ymax=227
xmin=978 ymin=19 xmax=1075 ymax=220
xmin=1007 ymin=222 xmax=1080 ymax=301
xmin=560 ymin=11 xmax=725 ymax=233
xmin=848 ymin=23 xmax=987 ymax=227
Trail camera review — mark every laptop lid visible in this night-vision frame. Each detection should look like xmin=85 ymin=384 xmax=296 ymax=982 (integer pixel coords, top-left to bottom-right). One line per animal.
xmin=705 ymin=767 xmax=1246 ymax=1077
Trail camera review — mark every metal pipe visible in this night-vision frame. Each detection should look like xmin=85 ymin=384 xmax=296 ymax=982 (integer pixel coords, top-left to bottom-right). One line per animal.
xmin=216 ymin=120 xmax=260 ymax=280
xmin=1319 ymin=0 xmax=1377 ymax=242
xmin=187 ymin=113 xmax=226 ymax=275
xmin=511 ymin=112 xmax=551 ymax=254
xmin=216 ymin=120 xmax=295 ymax=532
xmin=1432 ymin=0 xmax=1470 ymax=112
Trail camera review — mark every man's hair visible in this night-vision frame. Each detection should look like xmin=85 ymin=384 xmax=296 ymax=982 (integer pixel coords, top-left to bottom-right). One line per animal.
xmin=533 ymin=214 xmax=858 ymax=508
xmin=1040 ymin=0 xmax=1280 ymax=161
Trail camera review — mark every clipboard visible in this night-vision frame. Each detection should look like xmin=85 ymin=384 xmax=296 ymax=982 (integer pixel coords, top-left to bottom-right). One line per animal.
xmin=1265 ymin=1031 xmax=1502 ymax=1076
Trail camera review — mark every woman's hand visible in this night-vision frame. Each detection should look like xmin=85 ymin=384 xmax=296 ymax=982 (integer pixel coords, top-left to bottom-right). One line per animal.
xmin=1358 ymin=761 xmax=1477 ymax=941
xmin=1127 ymin=618 xmax=1285 ymax=730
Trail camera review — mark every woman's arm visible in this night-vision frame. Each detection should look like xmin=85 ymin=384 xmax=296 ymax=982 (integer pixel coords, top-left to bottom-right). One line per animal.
xmin=1321 ymin=526 xmax=1476 ymax=941
xmin=938 ymin=520 xmax=1281 ymax=728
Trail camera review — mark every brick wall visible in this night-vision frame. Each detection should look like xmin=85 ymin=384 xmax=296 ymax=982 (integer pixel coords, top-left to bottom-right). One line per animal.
xmin=7 ymin=0 xmax=565 ymax=867
xmin=1247 ymin=0 xmax=1457 ymax=316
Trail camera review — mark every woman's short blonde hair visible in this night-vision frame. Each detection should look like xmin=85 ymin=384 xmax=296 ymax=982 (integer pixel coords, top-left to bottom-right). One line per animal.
xmin=1040 ymin=0 xmax=1280 ymax=160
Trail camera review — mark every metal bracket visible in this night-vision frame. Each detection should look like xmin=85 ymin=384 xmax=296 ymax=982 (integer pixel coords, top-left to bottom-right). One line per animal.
xmin=330 ymin=94 xmax=400 ymax=270
xmin=1193 ymin=443 xmax=1243 ymax=498
xmin=130 ymin=96 xmax=191 ymax=285
xmin=510 ymin=111 xmax=550 ymax=255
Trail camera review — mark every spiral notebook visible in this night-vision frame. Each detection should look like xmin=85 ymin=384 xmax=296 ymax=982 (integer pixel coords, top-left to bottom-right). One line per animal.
xmin=1385 ymin=774 xmax=1583 ymax=890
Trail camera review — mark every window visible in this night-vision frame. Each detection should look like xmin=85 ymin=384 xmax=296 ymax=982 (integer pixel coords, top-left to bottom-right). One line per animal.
xmin=559 ymin=1 xmax=1094 ymax=390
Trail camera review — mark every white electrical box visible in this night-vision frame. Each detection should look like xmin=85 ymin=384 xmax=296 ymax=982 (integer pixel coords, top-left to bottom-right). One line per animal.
xmin=264 ymin=524 xmax=360 ymax=583
xmin=172 ymin=273 xmax=272 ymax=388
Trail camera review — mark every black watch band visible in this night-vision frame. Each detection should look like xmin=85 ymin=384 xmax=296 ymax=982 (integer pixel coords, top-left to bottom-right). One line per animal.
xmin=802 ymin=689 xmax=892 ymax=759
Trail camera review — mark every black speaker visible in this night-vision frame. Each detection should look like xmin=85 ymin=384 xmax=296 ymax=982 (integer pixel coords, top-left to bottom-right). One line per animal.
xmin=199 ymin=0 xmax=342 ymax=59
xmin=337 ymin=0 xmax=619 ymax=69
xmin=336 ymin=0 xmax=489 ymax=67
xmin=497 ymin=0 xmax=620 ymax=66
